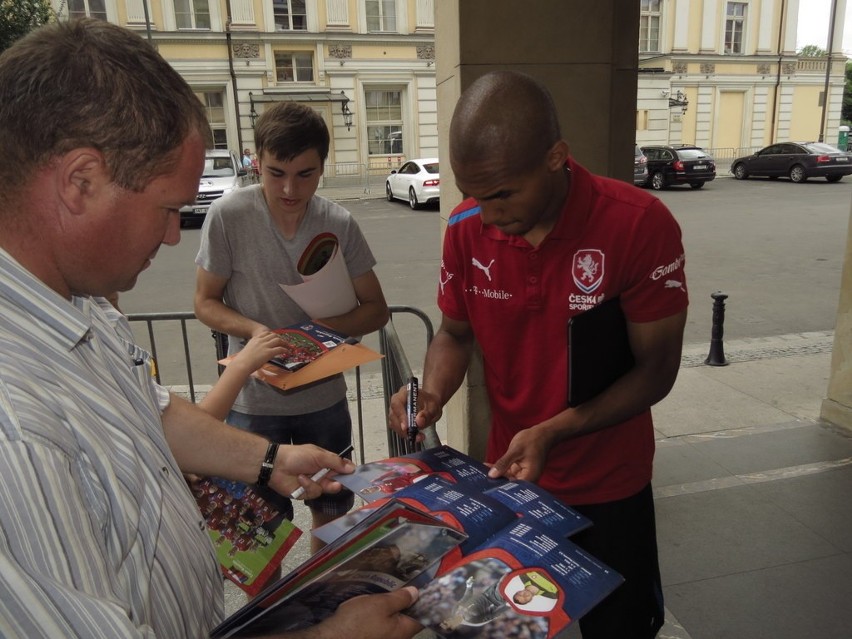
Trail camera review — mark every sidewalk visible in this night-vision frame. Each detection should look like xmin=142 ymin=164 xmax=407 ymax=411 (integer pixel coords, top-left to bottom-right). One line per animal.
xmin=313 ymin=171 xmax=737 ymax=203
xmin=222 ymin=331 xmax=852 ymax=639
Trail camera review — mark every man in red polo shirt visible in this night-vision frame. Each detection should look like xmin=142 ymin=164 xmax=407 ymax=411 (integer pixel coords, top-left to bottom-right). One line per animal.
xmin=389 ymin=71 xmax=687 ymax=639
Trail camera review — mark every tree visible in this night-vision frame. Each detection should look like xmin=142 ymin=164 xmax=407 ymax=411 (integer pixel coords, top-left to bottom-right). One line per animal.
xmin=798 ymin=44 xmax=828 ymax=57
xmin=0 ymin=0 xmax=52 ymax=53
xmin=843 ymin=61 xmax=852 ymax=125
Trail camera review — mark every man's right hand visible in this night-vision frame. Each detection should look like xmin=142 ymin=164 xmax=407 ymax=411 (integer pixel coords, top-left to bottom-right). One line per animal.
xmin=311 ymin=587 xmax=423 ymax=639
xmin=388 ymin=385 xmax=443 ymax=443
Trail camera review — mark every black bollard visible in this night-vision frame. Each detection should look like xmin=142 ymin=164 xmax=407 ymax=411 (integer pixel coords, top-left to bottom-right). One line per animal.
xmin=705 ymin=291 xmax=729 ymax=366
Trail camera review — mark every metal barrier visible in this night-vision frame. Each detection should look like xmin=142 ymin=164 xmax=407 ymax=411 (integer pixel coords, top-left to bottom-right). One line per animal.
xmin=701 ymin=146 xmax=763 ymax=164
xmin=320 ymin=162 xmax=371 ymax=194
xmin=379 ymin=305 xmax=441 ymax=459
xmin=125 ymin=305 xmax=438 ymax=458
xmin=125 ymin=311 xmax=200 ymax=402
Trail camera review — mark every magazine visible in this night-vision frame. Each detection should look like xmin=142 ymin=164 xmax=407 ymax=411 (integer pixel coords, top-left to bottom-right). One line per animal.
xmin=218 ymin=321 xmax=382 ymax=391
xmin=191 ymin=476 xmax=301 ymax=596
xmin=210 ymin=500 xmax=467 ymax=638
xmin=211 ymin=446 xmax=623 ymax=639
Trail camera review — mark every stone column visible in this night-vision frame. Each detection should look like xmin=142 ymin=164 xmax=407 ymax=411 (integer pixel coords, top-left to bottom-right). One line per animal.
xmin=821 ymin=199 xmax=852 ymax=431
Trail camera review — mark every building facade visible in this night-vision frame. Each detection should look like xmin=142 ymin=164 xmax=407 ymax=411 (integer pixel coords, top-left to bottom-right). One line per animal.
xmin=54 ymin=0 xmax=437 ymax=177
xmin=53 ymin=1 xmax=848 ymax=170
xmin=637 ymin=0 xmax=849 ymax=157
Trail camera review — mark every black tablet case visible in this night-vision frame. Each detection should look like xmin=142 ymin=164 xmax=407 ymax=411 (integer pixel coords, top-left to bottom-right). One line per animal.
xmin=567 ymin=297 xmax=635 ymax=407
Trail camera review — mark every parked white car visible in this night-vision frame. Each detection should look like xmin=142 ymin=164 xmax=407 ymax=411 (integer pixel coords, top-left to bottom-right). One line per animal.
xmin=385 ymin=158 xmax=440 ymax=210
xmin=180 ymin=149 xmax=246 ymax=225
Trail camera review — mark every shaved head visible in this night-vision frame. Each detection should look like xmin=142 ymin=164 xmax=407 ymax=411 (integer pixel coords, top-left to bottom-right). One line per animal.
xmin=450 ymin=71 xmax=562 ymax=173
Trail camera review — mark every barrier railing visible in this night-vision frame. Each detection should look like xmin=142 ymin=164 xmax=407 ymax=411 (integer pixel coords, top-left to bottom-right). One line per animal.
xmin=125 ymin=311 xmax=199 ymax=402
xmin=125 ymin=304 xmax=438 ymax=457
xmin=320 ymin=162 xmax=371 ymax=194
xmin=378 ymin=305 xmax=440 ymax=459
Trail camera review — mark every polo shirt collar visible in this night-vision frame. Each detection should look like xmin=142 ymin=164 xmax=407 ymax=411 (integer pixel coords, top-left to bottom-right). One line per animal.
xmin=551 ymin=156 xmax=594 ymax=241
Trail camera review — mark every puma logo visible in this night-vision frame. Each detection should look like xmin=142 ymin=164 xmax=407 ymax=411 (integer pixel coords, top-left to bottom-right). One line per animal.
xmin=665 ymin=279 xmax=685 ymax=291
xmin=472 ymin=257 xmax=495 ymax=281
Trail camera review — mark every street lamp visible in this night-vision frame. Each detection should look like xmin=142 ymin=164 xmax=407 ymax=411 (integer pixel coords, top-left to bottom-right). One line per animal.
xmin=249 ymin=92 xmax=258 ymax=129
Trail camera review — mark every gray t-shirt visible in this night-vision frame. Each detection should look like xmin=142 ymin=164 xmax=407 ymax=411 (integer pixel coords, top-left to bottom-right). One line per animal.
xmin=196 ymin=185 xmax=377 ymax=415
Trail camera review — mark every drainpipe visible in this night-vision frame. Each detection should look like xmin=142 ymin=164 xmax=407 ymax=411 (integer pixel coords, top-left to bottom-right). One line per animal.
xmin=770 ymin=0 xmax=786 ymax=144
xmin=224 ymin=1 xmax=244 ymax=153
xmin=818 ymin=0 xmax=840 ymax=142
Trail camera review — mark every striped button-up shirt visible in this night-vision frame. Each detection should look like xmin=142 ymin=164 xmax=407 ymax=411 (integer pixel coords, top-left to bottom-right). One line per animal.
xmin=0 ymin=249 xmax=223 ymax=637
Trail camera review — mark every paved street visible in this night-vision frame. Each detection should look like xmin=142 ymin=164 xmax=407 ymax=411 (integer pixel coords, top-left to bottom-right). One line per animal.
xmin=120 ymin=174 xmax=851 ymax=387
xmin=117 ymin=174 xmax=852 ymax=638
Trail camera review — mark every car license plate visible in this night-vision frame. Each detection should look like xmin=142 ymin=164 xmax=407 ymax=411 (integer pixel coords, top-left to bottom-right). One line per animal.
xmin=835 ymin=157 xmax=849 ymax=162
xmin=693 ymin=164 xmax=707 ymax=170
xmin=193 ymin=207 xmax=207 ymax=214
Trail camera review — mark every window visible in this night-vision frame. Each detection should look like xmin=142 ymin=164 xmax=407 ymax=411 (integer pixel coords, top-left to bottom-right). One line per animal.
xmin=724 ymin=2 xmax=747 ymax=54
xmin=365 ymin=89 xmax=403 ymax=156
xmin=69 ymin=0 xmax=107 ymax=20
xmin=639 ymin=0 xmax=661 ymax=53
xmin=195 ymin=91 xmax=228 ymax=149
xmin=175 ymin=0 xmax=210 ymax=28
xmin=366 ymin=0 xmax=396 ymax=32
xmin=273 ymin=0 xmax=307 ymax=30
xmin=274 ymin=52 xmax=314 ymax=83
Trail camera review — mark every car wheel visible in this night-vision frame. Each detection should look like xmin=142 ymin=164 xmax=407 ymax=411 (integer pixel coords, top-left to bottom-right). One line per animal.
xmin=689 ymin=182 xmax=704 ymax=189
xmin=386 ymin=182 xmax=394 ymax=202
xmin=826 ymin=174 xmax=844 ymax=183
xmin=409 ymin=187 xmax=420 ymax=210
xmin=651 ymin=171 xmax=666 ymax=191
xmin=733 ymin=163 xmax=749 ymax=180
xmin=789 ymin=165 xmax=807 ymax=183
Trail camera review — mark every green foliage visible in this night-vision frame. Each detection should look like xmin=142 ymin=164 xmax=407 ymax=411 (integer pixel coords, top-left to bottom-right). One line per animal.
xmin=843 ymin=61 xmax=852 ymax=125
xmin=798 ymin=44 xmax=828 ymax=57
xmin=0 ymin=0 xmax=52 ymax=52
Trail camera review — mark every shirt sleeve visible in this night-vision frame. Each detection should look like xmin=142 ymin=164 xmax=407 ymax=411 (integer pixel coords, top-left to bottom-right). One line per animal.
xmin=195 ymin=203 xmax=233 ymax=280
xmin=619 ymin=198 xmax=689 ymax=323
xmin=0 ymin=411 xmax=159 ymax=638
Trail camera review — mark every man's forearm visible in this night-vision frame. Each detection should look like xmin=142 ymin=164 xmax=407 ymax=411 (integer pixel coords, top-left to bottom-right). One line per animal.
xmin=195 ymin=297 xmax=267 ymax=339
xmin=162 ymin=392 xmax=266 ymax=483
xmin=319 ymin=299 xmax=389 ymax=338
xmin=537 ymin=356 xmax=681 ymax=445
xmin=422 ymin=330 xmax=474 ymax=408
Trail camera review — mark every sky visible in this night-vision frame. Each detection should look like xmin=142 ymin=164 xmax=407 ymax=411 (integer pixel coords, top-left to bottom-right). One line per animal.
xmin=797 ymin=0 xmax=852 ymax=53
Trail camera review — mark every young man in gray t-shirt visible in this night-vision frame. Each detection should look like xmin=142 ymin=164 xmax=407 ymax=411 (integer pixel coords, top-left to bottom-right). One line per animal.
xmin=195 ymin=102 xmax=389 ymax=557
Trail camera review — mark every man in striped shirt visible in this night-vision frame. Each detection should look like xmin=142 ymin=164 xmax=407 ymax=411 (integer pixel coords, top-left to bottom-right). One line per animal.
xmin=0 ymin=19 xmax=420 ymax=639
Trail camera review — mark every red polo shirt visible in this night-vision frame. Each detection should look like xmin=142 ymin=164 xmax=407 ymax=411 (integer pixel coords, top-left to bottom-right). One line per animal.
xmin=438 ymin=158 xmax=688 ymax=504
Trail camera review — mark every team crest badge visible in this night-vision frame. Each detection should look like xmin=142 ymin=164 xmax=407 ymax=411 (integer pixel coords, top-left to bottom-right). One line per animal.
xmin=572 ymin=249 xmax=604 ymax=294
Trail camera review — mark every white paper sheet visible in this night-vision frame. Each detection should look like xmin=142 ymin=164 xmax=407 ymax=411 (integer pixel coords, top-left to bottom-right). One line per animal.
xmin=279 ymin=242 xmax=358 ymax=318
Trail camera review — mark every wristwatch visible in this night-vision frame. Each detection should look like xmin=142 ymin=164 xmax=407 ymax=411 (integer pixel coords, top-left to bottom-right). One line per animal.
xmin=255 ymin=441 xmax=279 ymax=487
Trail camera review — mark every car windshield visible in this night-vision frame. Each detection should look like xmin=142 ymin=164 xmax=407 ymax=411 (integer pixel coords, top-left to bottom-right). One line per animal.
xmin=677 ymin=149 xmax=709 ymax=160
xmin=422 ymin=162 xmax=439 ymax=174
xmin=202 ymin=157 xmax=236 ymax=177
xmin=804 ymin=142 xmax=842 ymax=154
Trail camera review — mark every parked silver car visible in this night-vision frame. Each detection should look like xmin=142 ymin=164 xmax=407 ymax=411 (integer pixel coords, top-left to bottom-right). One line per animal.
xmin=180 ymin=149 xmax=246 ymax=225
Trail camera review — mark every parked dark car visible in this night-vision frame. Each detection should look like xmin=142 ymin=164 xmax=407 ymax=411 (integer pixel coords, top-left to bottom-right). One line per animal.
xmin=640 ymin=144 xmax=716 ymax=190
xmin=730 ymin=142 xmax=852 ymax=183
xmin=634 ymin=145 xmax=648 ymax=186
